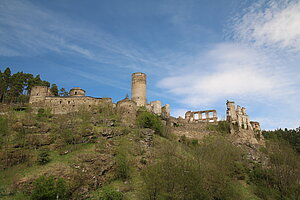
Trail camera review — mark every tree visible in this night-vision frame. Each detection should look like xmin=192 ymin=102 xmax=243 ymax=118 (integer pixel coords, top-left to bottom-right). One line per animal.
xmin=0 ymin=68 xmax=57 ymax=103
xmin=59 ymin=88 xmax=69 ymax=97
xmin=31 ymin=176 xmax=69 ymax=200
xmin=0 ymin=67 xmax=11 ymax=103
xmin=50 ymin=84 xmax=59 ymax=96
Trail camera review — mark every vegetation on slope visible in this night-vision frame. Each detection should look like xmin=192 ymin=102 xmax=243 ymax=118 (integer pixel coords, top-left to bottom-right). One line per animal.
xmin=0 ymin=105 xmax=299 ymax=200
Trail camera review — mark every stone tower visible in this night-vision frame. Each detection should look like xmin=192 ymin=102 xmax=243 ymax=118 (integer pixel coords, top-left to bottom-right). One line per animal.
xmin=70 ymin=87 xmax=85 ymax=97
xmin=226 ymin=100 xmax=237 ymax=123
xmin=131 ymin=72 xmax=147 ymax=106
xmin=29 ymin=86 xmax=52 ymax=104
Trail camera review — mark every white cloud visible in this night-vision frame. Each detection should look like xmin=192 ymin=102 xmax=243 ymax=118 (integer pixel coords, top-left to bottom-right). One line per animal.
xmin=231 ymin=0 xmax=300 ymax=52
xmin=158 ymin=43 xmax=291 ymax=107
xmin=171 ymin=108 xmax=187 ymax=118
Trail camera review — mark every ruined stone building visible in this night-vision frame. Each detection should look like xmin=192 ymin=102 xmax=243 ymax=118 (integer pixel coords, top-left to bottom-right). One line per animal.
xmin=29 ymin=86 xmax=112 ymax=114
xmin=226 ymin=101 xmax=260 ymax=131
xmin=29 ymin=72 xmax=170 ymax=118
xmin=185 ymin=110 xmax=218 ymax=123
xmin=116 ymin=72 xmax=170 ymax=120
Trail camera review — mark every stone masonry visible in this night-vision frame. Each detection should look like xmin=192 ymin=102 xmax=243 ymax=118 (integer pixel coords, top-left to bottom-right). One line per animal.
xmin=29 ymin=72 xmax=170 ymax=118
xmin=226 ymin=100 xmax=259 ymax=130
xmin=185 ymin=110 xmax=218 ymax=123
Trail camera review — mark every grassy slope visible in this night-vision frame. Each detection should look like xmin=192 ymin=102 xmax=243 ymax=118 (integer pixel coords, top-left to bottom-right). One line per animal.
xmin=0 ymin=109 xmax=262 ymax=200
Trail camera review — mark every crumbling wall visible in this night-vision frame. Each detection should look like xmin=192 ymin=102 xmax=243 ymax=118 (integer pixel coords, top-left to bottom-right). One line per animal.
xmin=29 ymin=86 xmax=53 ymax=104
xmin=44 ymin=96 xmax=112 ymax=114
xmin=226 ymin=101 xmax=253 ymax=130
xmin=161 ymin=104 xmax=170 ymax=119
xmin=150 ymin=101 xmax=161 ymax=116
xmin=250 ymin=121 xmax=261 ymax=132
xmin=185 ymin=110 xmax=217 ymax=123
xmin=226 ymin=101 xmax=237 ymax=123
xmin=29 ymin=86 xmax=112 ymax=114
xmin=116 ymin=97 xmax=137 ymax=127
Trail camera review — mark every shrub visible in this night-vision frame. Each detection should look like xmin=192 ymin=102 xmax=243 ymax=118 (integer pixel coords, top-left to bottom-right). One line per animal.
xmin=0 ymin=117 xmax=8 ymax=148
xmin=37 ymin=151 xmax=51 ymax=165
xmin=137 ymin=111 xmax=162 ymax=135
xmin=115 ymin=148 xmax=130 ymax=180
xmin=36 ymin=108 xmax=52 ymax=119
xmin=207 ymin=120 xmax=231 ymax=135
xmin=31 ymin=176 xmax=69 ymax=200
xmin=98 ymin=186 xmax=123 ymax=200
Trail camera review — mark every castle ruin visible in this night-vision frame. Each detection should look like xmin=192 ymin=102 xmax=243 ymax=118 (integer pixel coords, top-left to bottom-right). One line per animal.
xmin=226 ymin=100 xmax=260 ymax=131
xmin=185 ymin=110 xmax=218 ymax=123
xmin=29 ymin=72 xmax=260 ymax=131
xmin=29 ymin=72 xmax=170 ymax=118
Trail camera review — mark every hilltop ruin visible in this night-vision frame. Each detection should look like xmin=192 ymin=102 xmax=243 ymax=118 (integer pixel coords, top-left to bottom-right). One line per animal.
xmin=29 ymin=72 xmax=260 ymax=132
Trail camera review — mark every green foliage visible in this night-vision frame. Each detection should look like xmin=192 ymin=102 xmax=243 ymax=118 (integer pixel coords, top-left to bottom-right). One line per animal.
xmin=136 ymin=111 xmax=163 ymax=135
xmin=36 ymin=108 xmax=52 ymax=119
xmin=50 ymin=84 xmax=59 ymax=96
xmin=248 ymin=141 xmax=300 ymax=200
xmin=0 ymin=67 xmax=55 ymax=103
xmin=115 ymin=145 xmax=130 ymax=180
xmin=262 ymin=127 xmax=300 ymax=153
xmin=31 ymin=176 xmax=69 ymax=200
xmin=97 ymin=186 xmax=123 ymax=200
xmin=37 ymin=151 xmax=51 ymax=165
xmin=58 ymin=88 xmax=69 ymax=97
xmin=207 ymin=120 xmax=231 ymax=134
xmin=0 ymin=117 xmax=8 ymax=148
xmin=141 ymin=138 xmax=244 ymax=200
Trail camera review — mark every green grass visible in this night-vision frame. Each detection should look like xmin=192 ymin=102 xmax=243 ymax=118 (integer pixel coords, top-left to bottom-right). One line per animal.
xmin=0 ymin=143 xmax=96 ymax=198
xmin=232 ymin=181 xmax=260 ymax=200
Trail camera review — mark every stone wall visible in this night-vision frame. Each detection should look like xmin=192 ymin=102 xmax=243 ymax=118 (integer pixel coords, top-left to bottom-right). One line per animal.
xmin=29 ymin=86 xmax=112 ymax=114
xmin=116 ymin=97 xmax=137 ymax=126
xmin=162 ymin=104 xmax=170 ymax=119
xmin=29 ymin=73 xmax=170 ymax=118
xmin=29 ymin=86 xmax=53 ymax=104
xmin=150 ymin=101 xmax=162 ymax=116
xmin=185 ymin=110 xmax=217 ymax=123
xmin=250 ymin=121 xmax=261 ymax=132
xmin=226 ymin=101 xmax=253 ymax=130
xmin=43 ymin=96 xmax=112 ymax=114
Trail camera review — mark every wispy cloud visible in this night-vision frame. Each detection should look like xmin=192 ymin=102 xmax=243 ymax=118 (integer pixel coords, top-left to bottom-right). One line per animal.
xmin=158 ymin=43 xmax=293 ymax=107
xmin=157 ymin=0 xmax=300 ymax=129
xmin=230 ymin=0 xmax=300 ymax=52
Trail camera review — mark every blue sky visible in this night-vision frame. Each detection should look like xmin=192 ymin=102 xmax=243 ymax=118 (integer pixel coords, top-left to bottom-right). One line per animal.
xmin=1 ymin=0 xmax=299 ymax=130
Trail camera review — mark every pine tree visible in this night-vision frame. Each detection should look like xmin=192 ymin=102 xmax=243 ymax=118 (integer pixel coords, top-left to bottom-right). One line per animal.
xmin=50 ymin=84 xmax=59 ymax=96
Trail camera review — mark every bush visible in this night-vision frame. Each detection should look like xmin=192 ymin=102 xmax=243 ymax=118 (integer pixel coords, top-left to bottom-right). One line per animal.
xmin=97 ymin=186 xmax=123 ymax=200
xmin=207 ymin=120 xmax=231 ymax=135
xmin=115 ymin=148 xmax=130 ymax=180
xmin=137 ymin=111 xmax=163 ymax=135
xmin=31 ymin=176 xmax=69 ymax=200
xmin=36 ymin=108 xmax=52 ymax=119
xmin=37 ymin=151 xmax=51 ymax=165
xmin=0 ymin=117 xmax=8 ymax=148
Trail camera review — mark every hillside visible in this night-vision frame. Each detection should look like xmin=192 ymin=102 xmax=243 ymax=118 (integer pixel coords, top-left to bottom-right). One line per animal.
xmin=0 ymin=103 xmax=299 ymax=200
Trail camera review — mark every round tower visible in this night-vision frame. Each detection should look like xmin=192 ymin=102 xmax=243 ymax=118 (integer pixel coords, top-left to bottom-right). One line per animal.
xmin=70 ymin=87 xmax=85 ymax=97
xmin=131 ymin=72 xmax=147 ymax=107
